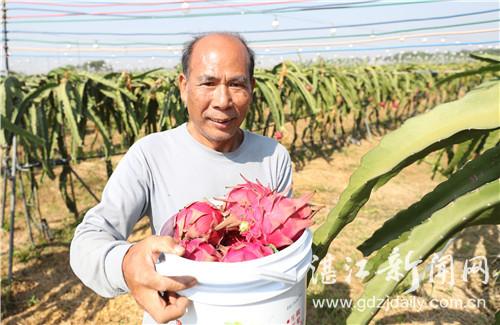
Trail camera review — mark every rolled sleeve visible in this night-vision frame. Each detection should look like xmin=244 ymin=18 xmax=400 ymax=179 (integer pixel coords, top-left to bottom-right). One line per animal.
xmin=104 ymin=242 xmax=134 ymax=294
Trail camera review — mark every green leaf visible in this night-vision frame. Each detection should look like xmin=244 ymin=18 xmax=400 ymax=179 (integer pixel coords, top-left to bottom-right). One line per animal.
xmin=283 ymin=62 xmax=317 ymax=114
xmin=12 ymin=82 xmax=58 ymax=126
xmin=36 ymin=102 xmax=56 ymax=179
xmin=85 ymin=103 xmax=113 ymax=157
xmin=358 ymin=145 xmax=500 ymax=279
xmin=57 ymin=81 xmax=83 ymax=147
xmin=467 ymin=204 xmax=500 ymax=226
xmin=347 ymin=179 xmax=500 ymax=325
xmin=80 ymin=71 xmax=138 ymax=101
xmin=440 ymin=135 xmax=482 ymax=176
xmin=0 ymin=76 xmax=23 ymax=145
xmin=312 ymin=81 xmax=500 ymax=266
xmin=470 ymin=52 xmax=500 ymax=64
xmin=436 ymin=64 xmax=500 ymax=86
xmin=0 ymin=113 xmax=45 ymax=146
xmin=255 ymin=77 xmax=284 ymax=131
xmin=131 ymin=68 xmax=163 ymax=80
xmin=482 ymin=129 xmax=500 ymax=151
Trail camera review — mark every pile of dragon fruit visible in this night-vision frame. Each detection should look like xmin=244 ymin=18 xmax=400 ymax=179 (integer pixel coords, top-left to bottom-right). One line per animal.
xmin=160 ymin=177 xmax=315 ymax=262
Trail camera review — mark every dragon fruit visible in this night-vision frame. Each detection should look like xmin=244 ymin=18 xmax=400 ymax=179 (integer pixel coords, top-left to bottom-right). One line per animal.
xmin=260 ymin=193 xmax=314 ymax=248
xmin=182 ymin=238 xmax=222 ymax=262
xmin=168 ymin=201 xmax=225 ymax=246
xmin=220 ymin=241 xmax=274 ymax=263
xmin=216 ymin=178 xmax=314 ymax=249
xmin=161 ymin=177 xmax=316 ymax=263
xmin=223 ymin=176 xmax=272 ymax=214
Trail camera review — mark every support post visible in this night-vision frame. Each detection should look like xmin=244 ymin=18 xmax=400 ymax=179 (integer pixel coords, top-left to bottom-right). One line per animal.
xmin=1 ymin=151 xmax=8 ymax=227
xmin=18 ymin=171 xmax=34 ymax=245
xmin=7 ymin=136 xmax=17 ymax=281
xmin=2 ymin=0 xmax=8 ymax=73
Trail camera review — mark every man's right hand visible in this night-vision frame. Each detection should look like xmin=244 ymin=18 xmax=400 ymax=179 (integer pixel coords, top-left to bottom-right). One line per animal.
xmin=122 ymin=235 xmax=197 ymax=324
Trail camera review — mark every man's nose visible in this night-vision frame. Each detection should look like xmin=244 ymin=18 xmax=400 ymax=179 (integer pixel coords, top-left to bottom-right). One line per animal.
xmin=211 ymin=84 xmax=231 ymax=109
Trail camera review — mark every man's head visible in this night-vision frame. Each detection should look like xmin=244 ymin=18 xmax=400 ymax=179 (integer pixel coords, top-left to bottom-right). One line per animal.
xmin=179 ymin=33 xmax=255 ymax=153
xmin=181 ymin=32 xmax=255 ymax=80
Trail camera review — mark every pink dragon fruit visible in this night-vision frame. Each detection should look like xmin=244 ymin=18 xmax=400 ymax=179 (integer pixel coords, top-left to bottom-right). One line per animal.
xmin=216 ymin=178 xmax=315 ymax=249
xmin=222 ymin=176 xmax=272 ymax=216
xmin=220 ymin=241 xmax=274 ymax=263
xmin=182 ymin=238 xmax=222 ymax=262
xmin=171 ymin=201 xmax=225 ymax=246
xmin=162 ymin=177 xmax=316 ymax=263
xmin=259 ymin=192 xmax=314 ymax=248
xmin=214 ymin=177 xmax=270 ymax=235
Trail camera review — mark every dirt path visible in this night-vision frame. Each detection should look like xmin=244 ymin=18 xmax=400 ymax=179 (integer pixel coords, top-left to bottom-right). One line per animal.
xmin=1 ymin=137 xmax=498 ymax=324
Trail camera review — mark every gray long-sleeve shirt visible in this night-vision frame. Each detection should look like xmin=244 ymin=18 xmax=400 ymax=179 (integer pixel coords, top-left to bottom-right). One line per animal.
xmin=69 ymin=122 xmax=293 ymax=299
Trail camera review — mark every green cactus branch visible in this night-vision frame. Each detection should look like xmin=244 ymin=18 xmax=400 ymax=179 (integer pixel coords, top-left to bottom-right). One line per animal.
xmin=346 ymin=179 xmax=500 ymax=325
xmin=360 ymin=144 xmax=500 ymax=281
xmin=358 ymin=144 xmax=500 ymax=257
xmin=466 ymin=204 xmax=500 ymax=226
xmin=312 ymin=81 xmax=500 ymax=267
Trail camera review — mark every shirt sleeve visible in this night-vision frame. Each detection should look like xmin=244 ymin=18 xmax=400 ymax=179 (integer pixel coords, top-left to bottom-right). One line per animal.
xmin=275 ymin=144 xmax=293 ymax=198
xmin=69 ymin=143 xmax=151 ymax=298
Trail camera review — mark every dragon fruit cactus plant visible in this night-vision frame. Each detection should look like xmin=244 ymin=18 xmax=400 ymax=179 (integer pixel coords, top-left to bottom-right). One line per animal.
xmin=160 ymin=176 xmax=317 ymax=262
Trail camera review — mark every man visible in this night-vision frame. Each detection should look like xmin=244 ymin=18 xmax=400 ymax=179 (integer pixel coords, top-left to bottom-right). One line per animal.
xmin=70 ymin=32 xmax=292 ymax=324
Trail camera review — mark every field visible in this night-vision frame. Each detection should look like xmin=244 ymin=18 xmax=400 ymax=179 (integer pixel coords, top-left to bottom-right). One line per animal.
xmin=1 ymin=135 xmax=497 ymax=325
xmin=1 ymin=54 xmax=499 ymax=324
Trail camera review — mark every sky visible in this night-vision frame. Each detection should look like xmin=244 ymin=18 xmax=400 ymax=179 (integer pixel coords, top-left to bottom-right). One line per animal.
xmin=1 ymin=0 xmax=499 ymax=74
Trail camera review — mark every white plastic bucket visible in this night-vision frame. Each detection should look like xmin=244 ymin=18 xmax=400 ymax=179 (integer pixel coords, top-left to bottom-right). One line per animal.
xmin=149 ymin=229 xmax=313 ymax=325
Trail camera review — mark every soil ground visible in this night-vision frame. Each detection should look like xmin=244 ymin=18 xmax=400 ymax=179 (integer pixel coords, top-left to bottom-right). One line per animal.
xmin=1 ymin=136 xmax=498 ymax=325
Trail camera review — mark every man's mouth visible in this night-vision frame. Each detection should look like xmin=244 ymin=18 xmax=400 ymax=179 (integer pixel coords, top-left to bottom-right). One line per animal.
xmin=208 ymin=117 xmax=235 ymax=126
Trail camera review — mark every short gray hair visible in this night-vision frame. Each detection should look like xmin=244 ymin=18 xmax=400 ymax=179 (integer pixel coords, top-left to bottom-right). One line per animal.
xmin=181 ymin=32 xmax=255 ymax=80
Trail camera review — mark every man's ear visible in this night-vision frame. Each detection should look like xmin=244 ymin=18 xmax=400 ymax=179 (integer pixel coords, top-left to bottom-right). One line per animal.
xmin=178 ymin=73 xmax=188 ymax=105
xmin=251 ymin=78 xmax=256 ymax=90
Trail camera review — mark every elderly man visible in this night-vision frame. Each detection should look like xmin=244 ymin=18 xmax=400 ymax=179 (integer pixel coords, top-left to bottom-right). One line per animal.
xmin=70 ymin=32 xmax=292 ymax=324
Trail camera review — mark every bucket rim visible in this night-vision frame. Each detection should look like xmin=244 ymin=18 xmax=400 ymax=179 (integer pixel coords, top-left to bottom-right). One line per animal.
xmin=162 ymin=228 xmax=312 ymax=267
xmin=156 ymin=229 xmax=313 ymax=286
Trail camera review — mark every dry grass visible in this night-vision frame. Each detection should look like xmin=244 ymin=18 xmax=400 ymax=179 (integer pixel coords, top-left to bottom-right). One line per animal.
xmin=1 ymin=137 xmax=498 ymax=325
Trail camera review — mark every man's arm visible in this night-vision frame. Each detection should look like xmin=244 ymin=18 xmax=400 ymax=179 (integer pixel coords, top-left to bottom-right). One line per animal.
xmin=70 ymin=143 xmax=150 ymax=297
xmin=70 ymin=142 xmax=197 ymax=323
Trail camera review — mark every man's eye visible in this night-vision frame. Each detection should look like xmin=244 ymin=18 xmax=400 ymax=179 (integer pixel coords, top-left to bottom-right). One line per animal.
xmin=200 ymin=82 xmax=215 ymax=86
xmin=230 ymin=82 xmax=245 ymax=88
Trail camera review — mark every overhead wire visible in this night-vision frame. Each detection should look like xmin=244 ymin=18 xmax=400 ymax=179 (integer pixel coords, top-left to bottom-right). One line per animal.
xmin=267 ymin=40 xmax=500 ymax=56
xmin=9 ymin=40 xmax=499 ymax=60
xmin=9 ymin=28 xmax=499 ymax=52
xmin=7 ymin=8 xmax=499 ymax=36
xmin=4 ymin=1 xmax=498 ymax=70
xmin=6 ymin=0 xmax=324 ymax=19
xmin=259 ymin=0 xmax=442 ymax=12
xmin=253 ymin=19 xmax=500 ymax=43
xmin=256 ymin=28 xmax=499 ymax=49
xmin=7 ymin=19 xmax=499 ymax=47
xmin=6 ymin=0 xmax=215 ymax=8
xmin=8 ymin=0 xmax=448 ymax=24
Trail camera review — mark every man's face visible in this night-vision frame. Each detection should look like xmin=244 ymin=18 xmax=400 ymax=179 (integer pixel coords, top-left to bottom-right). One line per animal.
xmin=179 ymin=35 xmax=254 ymax=152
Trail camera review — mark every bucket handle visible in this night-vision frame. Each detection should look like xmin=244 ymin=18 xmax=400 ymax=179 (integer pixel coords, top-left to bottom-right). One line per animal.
xmin=255 ymin=249 xmax=312 ymax=285
xmin=256 ymin=268 xmax=297 ymax=285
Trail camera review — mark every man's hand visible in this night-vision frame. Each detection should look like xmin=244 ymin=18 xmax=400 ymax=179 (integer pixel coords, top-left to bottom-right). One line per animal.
xmin=123 ymin=235 xmax=197 ymax=324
